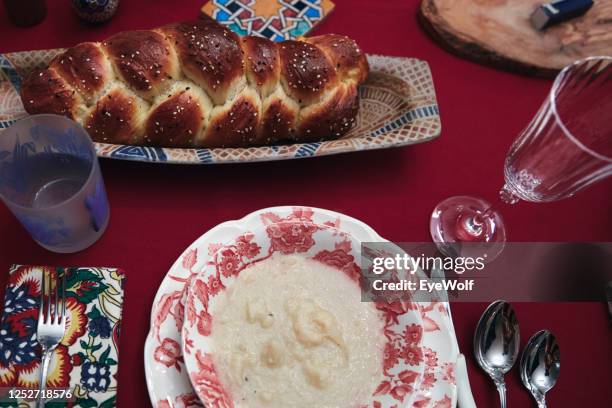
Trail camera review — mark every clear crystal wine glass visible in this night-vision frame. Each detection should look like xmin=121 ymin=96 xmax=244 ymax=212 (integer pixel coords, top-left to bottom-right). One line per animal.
xmin=430 ymin=56 xmax=612 ymax=260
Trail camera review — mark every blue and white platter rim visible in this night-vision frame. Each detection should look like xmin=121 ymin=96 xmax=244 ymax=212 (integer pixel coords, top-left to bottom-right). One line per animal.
xmin=1 ymin=51 xmax=441 ymax=164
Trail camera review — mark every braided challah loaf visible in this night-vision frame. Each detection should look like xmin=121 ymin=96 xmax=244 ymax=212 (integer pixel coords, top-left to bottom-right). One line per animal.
xmin=20 ymin=19 xmax=368 ymax=148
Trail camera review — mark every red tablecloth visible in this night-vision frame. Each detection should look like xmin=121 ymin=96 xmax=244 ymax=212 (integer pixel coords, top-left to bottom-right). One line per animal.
xmin=1 ymin=1 xmax=611 ymax=407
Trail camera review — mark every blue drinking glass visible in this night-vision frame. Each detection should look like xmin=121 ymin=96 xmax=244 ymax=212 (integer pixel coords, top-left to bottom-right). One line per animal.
xmin=0 ymin=114 xmax=110 ymax=253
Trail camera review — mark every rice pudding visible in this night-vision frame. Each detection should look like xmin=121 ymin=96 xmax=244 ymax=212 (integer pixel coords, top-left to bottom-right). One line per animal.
xmin=211 ymin=254 xmax=385 ymax=407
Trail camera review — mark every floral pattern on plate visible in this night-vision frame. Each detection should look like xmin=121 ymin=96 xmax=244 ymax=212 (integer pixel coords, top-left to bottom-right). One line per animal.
xmin=145 ymin=207 xmax=457 ymax=408
xmin=182 ymin=211 xmax=425 ymax=407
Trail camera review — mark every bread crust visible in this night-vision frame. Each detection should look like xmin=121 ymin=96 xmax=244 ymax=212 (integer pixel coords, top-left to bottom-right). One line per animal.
xmin=21 ymin=68 xmax=82 ymax=119
xmin=50 ymin=43 xmax=112 ymax=104
xmin=20 ymin=20 xmax=368 ymax=148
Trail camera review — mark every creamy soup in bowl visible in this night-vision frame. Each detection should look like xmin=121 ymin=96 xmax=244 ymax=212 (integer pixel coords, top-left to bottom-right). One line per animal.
xmin=181 ymin=213 xmax=425 ymax=408
xmin=212 ymin=254 xmax=384 ymax=407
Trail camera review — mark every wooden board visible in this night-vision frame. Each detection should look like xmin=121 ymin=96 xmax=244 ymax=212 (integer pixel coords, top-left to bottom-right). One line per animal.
xmin=418 ymin=0 xmax=612 ymax=78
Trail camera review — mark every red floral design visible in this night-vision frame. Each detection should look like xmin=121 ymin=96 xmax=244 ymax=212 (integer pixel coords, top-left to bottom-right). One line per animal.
xmin=2 ymin=345 xmax=73 ymax=389
xmin=413 ymin=396 xmax=432 ymax=407
xmin=186 ymin=295 xmax=197 ymax=330
xmin=422 ymin=315 xmax=441 ymax=332
xmin=192 ymin=279 xmax=209 ymax=312
xmin=313 ymin=240 xmax=360 ymax=282
xmin=374 ymin=380 xmax=392 ymax=396
xmin=173 ymin=300 xmax=185 ymax=333
xmin=390 ymin=383 xmax=414 ymax=401
xmin=398 ymin=369 xmax=419 ymax=385
xmin=62 ymin=297 xmax=88 ymax=346
xmin=197 ymin=311 xmax=213 ymax=336
xmin=420 ymin=371 xmax=437 ymax=391
xmin=182 ymin=248 xmax=198 ymax=271
xmin=73 ymin=281 xmax=97 ymax=297
xmin=261 ymin=208 xmax=314 ymax=225
xmin=154 ymin=291 xmax=181 ymax=341
xmin=192 ymin=351 xmax=233 ymax=408
xmin=266 ymin=221 xmax=318 ymax=254
xmin=207 ymin=275 xmax=224 ymax=297
xmin=383 ymin=342 xmax=400 ymax=373
xmin=218 ymin=249 xmax=241 ymax=278
xmin=420 ymin=303 xmax=441 ymax=332
xmin=441 ymin=362 xmax=455 ymax=385
xmin=403 ymin=323 xmax=423 ymax=346
xmin=156 ymin=393 xmax=203 ymax=408
xmin=6 ymin=264 xmax=43 ymax=287
xmin=113 ymin=320 xmax=121 ymax=350
xmin=71 ymin=353 xmax=84 ymax=366
xmin=234 ymin=233 xmax=260 ymax=259
xmin=1 ymin=341 xmax=73 ymax=390
xmin=154 ymin=294 xmax=173 ymax=330
xmin=176 ymin=392 xmax=204 ymax=407
xmin=372 ymin=295 xmax=425 ymax=404
xmin=0 ymin=266 xmax=86 ymax=390
xmin=154 ymin=338 xmax=183 ymax=370
xmin=181 ymin=208 xmax=440 ymax=407
xmin=433 ymin=395 xmax=452 ymax=408
xmin=376 ymin=299 xmax=417 ymax=325
xmin=322 ymin=218 xmax=341 ymax=229
xmin=401 ymin=345 xmax=423 ymax=366
xmin=423 ymin=347 xmax=438 ymax=368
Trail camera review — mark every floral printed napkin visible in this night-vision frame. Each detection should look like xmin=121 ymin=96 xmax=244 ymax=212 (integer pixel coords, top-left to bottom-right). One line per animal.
xmin=0 ymin=265 xmax=124 ymax=407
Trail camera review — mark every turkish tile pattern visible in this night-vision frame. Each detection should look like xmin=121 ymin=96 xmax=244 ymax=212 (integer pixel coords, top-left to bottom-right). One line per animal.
xmin=201 ymin=0 xmax=335 ymax=41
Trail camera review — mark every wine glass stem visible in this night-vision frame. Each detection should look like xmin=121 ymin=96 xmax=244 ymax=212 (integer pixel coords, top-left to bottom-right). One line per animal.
xmin=461 ymin=215 xmax=483 ymax=237
xmin=461 ymin=206 xmax=495 ymax=238
xmin=496 ymin=381 xmax=507 ymax=408
xmin=536 ymin=393 xmax=547 ymax=408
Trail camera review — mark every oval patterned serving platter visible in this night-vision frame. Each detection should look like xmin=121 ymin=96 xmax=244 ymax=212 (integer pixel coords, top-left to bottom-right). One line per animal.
xmin=144 ymin=207 xmax=458 ymax=408
xmin=0 ymin=51 xmax=440 ymax=164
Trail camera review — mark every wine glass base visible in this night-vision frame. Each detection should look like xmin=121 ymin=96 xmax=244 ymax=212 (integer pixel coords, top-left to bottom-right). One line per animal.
xmin=430 ymin=196 xmax=506 ymax=261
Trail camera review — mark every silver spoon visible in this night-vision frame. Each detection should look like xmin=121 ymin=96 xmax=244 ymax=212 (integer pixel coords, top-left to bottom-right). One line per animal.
xmin=474 ymin=300 xmax=520 ymax=408
xmin=520 ymin=330 xmax=561 ymax=408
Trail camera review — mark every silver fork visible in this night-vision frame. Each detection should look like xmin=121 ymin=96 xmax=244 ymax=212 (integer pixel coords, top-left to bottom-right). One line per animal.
xmin=36 ymin=270 xmax=66 ymax=408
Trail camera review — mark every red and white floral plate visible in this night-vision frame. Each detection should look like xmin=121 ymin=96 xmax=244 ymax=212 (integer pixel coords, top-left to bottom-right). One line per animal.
xmin=144 ymin=207 xmax=458 ymax=408
xmin=182 ymin=216 xmax=427 ymax=407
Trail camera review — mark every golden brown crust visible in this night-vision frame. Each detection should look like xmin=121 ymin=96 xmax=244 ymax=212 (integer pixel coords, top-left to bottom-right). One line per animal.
xmin=203 ymin=88 xmax=260 ymax=148
xmin=298 ymin=83 xmax=359 ymax=141
xmin=305 ymin=35 xmax=369 ymax=84
xmin=162 ymin=20 xmax=244 ymax=105
xmin=50 ymin=43 xmax=113 ymax=103
xmin=145 ymin=88 xmax=206 ymax=147
xmin=259 ymin=99 xmax=296 ymax=144
xmin=21 ymin=68 xmax=81 ymax=119
xmin=103 ymin=30 xmax=179 ymax=100
xmin=85 ymin=88 xmax=145 ymax=145
xmin=241 ymin=36 xmax=280 ymax=98
xmin=278 ymin=40 xmax=337 ymax=105
xmin=20 ymin=20 xmax=369 ymax=148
